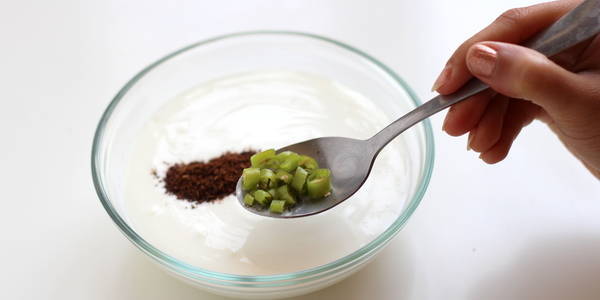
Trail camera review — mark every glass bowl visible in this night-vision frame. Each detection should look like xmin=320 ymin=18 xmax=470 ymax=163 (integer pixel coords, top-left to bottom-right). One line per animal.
xmin=92 ymin=31 xmax=434 ymax=299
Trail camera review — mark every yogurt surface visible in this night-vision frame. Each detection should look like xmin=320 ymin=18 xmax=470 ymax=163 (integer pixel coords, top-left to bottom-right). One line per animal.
xmin=125 ymin=71 xmax=410 ymax=275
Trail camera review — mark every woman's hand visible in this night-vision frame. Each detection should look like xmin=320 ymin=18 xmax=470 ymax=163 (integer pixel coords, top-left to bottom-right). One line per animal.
xmin=434 ymin=0 xmax=600 ymax=179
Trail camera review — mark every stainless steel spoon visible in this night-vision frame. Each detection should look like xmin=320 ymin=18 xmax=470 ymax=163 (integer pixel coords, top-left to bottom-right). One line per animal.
xmin=238 ymin=0 xmax=600 ymax=218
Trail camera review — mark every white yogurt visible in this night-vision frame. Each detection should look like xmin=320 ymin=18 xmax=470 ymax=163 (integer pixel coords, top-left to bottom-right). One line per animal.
xmin=125 ymin=71 xmax=410 ymax=275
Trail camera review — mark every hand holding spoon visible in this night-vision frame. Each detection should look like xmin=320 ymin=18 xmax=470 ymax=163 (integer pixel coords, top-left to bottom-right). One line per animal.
xmin=238 ymin=0 xmax=600 ymax=218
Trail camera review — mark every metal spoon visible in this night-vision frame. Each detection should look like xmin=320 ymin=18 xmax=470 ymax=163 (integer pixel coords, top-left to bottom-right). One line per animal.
xmin=237 ymin=0 xmax=600 ymax=218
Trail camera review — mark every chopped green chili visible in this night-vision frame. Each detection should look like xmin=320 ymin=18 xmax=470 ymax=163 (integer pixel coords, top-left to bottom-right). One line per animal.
xmin=307 ymin=169 xmax=332 ymax=199
xmin=242 ymin=167 xmax=260 ymax=191
xmin=241 ymin=150 xmax=332 ymax=212
xmin=291 ymin=166 xmax=308 ymax=192
xmin=269 ymin=200 xmax=286 ymax=213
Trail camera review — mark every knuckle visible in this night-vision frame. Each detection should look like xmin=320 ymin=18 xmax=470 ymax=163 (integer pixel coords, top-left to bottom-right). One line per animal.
xmin=450 ymin=35 xmax=481 ymax=64
xmin=517 ymin=66 xmax=538 ymax=97
xmin=516 ymin=53 xmax=549 ymax=95
xmin=496 ymin=7 xmax=528 ymax=27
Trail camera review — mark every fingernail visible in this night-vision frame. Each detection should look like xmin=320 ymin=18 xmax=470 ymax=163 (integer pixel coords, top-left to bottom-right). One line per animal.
xmin=468 ymin=44 xmax=497 ymax=77
xmin=479 ymin=153 xmax=488 ymax=163
xmin=431 ymin=65 xmax=451 ymax=92
xmin=467 ymin=130 xmax=476 ymax=151
xmin=442 ymin=106 xmax=455 ymax=132
xmin=442 ymin=117 xmax=449 ymax=132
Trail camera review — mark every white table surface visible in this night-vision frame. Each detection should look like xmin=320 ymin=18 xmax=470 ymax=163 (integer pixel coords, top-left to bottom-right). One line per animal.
xmin=2 ymin=0 xmax=599 ymax=299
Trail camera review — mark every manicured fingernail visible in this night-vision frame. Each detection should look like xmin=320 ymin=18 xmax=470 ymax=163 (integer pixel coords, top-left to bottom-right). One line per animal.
xmin=479 ymin=153 xmax=489 ymax=164
xmin=442 ymin=106 xmax=455 ymax=132
xmin=431 ymin=65 xmax=451 ymax=92
xmin=442 ymin=117 xmax=449 ymax=132
xmin=468 ymin=44 xmax=497 ymax=77
xmin=467 ymin=129 xmax=476 ymax=151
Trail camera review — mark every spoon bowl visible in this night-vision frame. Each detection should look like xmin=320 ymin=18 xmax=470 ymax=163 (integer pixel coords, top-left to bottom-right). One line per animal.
xmin=236 ymin=137 xmax=374 ymax=218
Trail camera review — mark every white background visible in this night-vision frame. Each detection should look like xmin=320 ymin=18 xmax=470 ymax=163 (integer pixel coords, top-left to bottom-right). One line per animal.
xmin=2 ymin=0 xmax=600 ymax=299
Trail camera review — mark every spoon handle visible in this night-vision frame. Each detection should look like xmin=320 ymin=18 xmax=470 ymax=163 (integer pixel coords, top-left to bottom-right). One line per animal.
xmin=367 ymin=0 xmax=600 ymax=153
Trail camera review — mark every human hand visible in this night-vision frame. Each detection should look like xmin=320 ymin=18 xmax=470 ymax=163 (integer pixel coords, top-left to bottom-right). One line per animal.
xmin=433 ymin=0 xmax=600 ymax=179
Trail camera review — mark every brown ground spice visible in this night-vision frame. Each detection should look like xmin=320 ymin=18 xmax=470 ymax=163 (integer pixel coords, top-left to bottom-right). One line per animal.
xmin=163 ymin=151 xmax=256 ymax=204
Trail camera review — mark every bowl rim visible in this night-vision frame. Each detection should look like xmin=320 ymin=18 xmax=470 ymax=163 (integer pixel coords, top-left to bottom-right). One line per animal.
xmin=91 ymin=30 xmax=435 ymax=285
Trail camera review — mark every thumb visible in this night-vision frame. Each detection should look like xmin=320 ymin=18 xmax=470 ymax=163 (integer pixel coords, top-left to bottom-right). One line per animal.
xmin=466 ymin=41 xmax=583 ymax=116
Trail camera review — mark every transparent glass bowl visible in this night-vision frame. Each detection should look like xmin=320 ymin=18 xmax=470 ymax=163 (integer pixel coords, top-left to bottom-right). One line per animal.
xmin=92 ymin=31 xmax=434 ymax=299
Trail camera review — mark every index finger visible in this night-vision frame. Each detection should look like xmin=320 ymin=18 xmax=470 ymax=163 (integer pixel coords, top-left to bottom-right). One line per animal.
xmin=434 ymin=0 xmax=582 ymax=95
